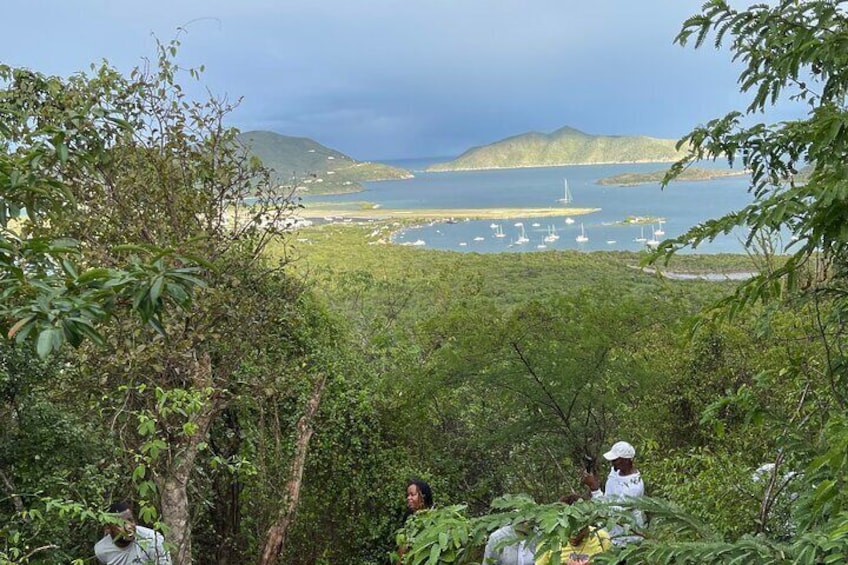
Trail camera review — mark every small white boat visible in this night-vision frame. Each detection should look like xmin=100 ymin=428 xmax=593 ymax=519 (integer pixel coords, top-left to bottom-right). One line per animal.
xmin=558 ymin=179 xmax=573 ymax=204
xmin=490 ymin=223 xmax=498 ymax=229
xmin=494 ymin=225 xmax=506 ymax=238
xmin=646 ymin=237 xmax=660 ymax=248
xmin=459 ymin=242 xmax=468 ymax=247
xmin=564 ymin=217 xmax=575 ymax=225
xmin=473 ymin=236 xmax=485 ymax=241
xmin=515 ymin=224 xmax=530 ymax=244
xmin=634 ymin=226 xmax=647 ymax=243
xmin=514 ymin=221 xmax=524 ymax=227
xmin=531 ymin=222 xmax=541 ymax=228
xmin=606 ymin=240 xmax=617 ymax=245
xmin=654 ymin=220 xmax=666 ymax=237
xmin=576 ymin=223 xmax=588 ymax=243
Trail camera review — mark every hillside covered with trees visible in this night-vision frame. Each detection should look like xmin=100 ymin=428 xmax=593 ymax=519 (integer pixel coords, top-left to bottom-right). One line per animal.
xmin=426 ymin=126 xmax=684 ymax=172
xmin=237 ymin=130 xmax=412 ymax=195
xmin=3 ymin=1 xmax=848 ymax=565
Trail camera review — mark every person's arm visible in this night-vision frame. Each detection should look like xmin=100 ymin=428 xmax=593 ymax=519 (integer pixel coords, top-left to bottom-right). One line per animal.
xmin=93 ymin=536 xmax=109 ymax=564
xmin=482 ymin=529 xmax=505 ymax=565
xmin=581 ymin=470 xmax=603 ymax=498
xmin=154 ymin=532 xmax=172 ymax=565
xmin=482 ymin=538 xmax=496 ymax=564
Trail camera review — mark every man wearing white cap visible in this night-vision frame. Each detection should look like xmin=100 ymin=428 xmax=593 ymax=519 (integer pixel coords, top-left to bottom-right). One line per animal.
xmin=581 ymin=440 xmax=645 ymax=545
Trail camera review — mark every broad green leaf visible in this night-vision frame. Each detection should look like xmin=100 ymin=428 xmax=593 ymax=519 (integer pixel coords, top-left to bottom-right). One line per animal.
xmin=36 ymin=327 xmax=55 ymax=358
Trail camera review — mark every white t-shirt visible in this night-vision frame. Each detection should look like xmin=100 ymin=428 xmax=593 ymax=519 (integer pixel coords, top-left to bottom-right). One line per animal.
xmin=94 ymin=525 xmax=171 ymax=565
xmin=598 ymin=469 xmax=644 ymax=500
xmin=591 ymin=469 xmax=645 ymax=545
xmin=483 ymin=524 xmax=535 ymax=565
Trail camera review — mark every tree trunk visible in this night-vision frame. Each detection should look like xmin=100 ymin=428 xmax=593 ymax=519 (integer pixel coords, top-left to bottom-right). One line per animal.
xmin=257 ymin=373 xmax=327 ymax=565
xmin=0 ymin=467 xmax=24 ymax=513
xmin=160 ymin=352 xmax=222 ymax=565
xmin=212 ymin=409 xmax=244 ymax=565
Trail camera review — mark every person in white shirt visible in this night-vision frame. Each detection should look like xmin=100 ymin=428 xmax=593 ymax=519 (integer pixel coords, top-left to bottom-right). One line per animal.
xmin=482 ymin=521 xmax=536 ymax=565
xmin=94 ymin=502 xmax=171 ymax=565
xmin=581 ymin=440 xmax=645 ymax=546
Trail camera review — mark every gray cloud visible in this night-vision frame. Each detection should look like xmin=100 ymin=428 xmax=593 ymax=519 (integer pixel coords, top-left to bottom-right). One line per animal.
xmin=2 ymin=0 xmax=772 ymax=159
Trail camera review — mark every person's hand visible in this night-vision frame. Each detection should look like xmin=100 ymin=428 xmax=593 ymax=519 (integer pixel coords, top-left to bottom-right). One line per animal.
xmin=581 ymin=469 xmax=600 ymax=491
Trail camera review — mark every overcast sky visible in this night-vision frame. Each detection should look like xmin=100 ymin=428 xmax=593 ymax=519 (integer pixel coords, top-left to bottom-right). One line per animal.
xmin=2 ymin=1 xmax=776 ymax=160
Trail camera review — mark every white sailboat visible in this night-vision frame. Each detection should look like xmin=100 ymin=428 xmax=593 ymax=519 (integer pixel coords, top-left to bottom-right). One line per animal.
xmin=576 ymin=223 xmax=588 ymax=243
xmin=516 ymin=224 xmax=530 ymax=244
xmin=654 ymin=219 xmax=665 ymax=236
xmin=562 ymin=181 xmax=576 ymax=225
xmin=543 ymin=225 xmax=560 ymax=243
xmin=646 ymin=224 xmax=660 ymax=248
xmin=557 ymin=178 xmax=573 ymax=204
xmin=494 ymin=224 xmax=506 ymax=238
xmin=634 ymin=226 xmax=647 ymax=243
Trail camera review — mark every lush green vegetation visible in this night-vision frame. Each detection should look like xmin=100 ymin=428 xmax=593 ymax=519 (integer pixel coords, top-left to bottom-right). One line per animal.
xmin=3 ymin=2 xmax=848 ymax=565
xmin=427 ymin=126 xmax=683 ymax=172
xmin=393 ymin=1 xmax=848 ymax=564
xmin=236 ymin=130 xmax=412 ymax=195
xmin=597 ymin=167 xmax=748 ymax=186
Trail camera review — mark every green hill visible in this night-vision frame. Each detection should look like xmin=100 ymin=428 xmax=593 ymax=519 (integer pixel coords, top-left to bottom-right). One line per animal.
xmin=427 ymin=126 xmax=685 ymax=172
xmin=236 ymin=131 xmax=412 ymax=194
xmin=597 ymin=167 xmax=749 ymax=186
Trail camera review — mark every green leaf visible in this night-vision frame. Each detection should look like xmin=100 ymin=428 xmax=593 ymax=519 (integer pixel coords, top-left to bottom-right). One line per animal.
xmin=132 ymin=464 xmax=146 ymax=481
xmin=36 ymin=328 xmax=55 ymax=358
xmin=7 ymin=315 xmax=35 ymax=339
xmin=56 ymin=141 xmax=68 ymax=164
xmin=149 ymin=275 xmax=164 ymax=304
xmin=427 ymin=542 xmax=440 ymax=565
xmin=76 ymin=268 xmax=113 ymax=284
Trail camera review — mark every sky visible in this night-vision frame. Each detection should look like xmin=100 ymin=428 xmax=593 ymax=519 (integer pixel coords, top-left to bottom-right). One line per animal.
xmin=2 ymin=1 xmax=773 ymax=161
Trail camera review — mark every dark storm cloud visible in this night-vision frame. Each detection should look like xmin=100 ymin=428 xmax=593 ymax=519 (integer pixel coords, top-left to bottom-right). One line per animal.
xmin=2 ymin=1 xmax=761 ymax=159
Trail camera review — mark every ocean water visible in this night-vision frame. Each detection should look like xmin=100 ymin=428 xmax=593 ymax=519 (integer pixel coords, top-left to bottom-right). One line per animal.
xmin=303 ymin=161 xmax=787 ymax=254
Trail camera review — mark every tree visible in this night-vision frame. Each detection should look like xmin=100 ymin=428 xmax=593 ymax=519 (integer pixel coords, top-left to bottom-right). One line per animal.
xmin=0 ymin=61 xmax=205 ymax=358
xmin=392 ymin=2 xmax=848 ymax=563
xmin=627 ymin=0 xmax=848 ymax=561
xmin=0 ymin=38 xmax=348 ymax=565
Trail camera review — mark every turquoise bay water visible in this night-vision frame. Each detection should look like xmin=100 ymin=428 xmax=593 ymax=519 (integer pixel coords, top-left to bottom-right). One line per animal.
xmin=303 ymin=160 xmax=781 ymax=254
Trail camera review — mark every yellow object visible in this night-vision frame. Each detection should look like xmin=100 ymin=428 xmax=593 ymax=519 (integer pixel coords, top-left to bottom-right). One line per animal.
xmin=535 ymin=528 xmax=611 ymax=565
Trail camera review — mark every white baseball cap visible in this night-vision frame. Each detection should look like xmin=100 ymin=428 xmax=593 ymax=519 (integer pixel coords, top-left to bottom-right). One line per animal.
xmin=603 ymin=441 xmax=636 ymax=460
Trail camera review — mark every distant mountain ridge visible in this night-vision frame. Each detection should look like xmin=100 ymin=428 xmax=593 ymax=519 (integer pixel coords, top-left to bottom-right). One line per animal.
xmin=236 ymin=131 xmax=411 ymax=194
xmin=427 ymin=126 xmax=684 ymax=172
